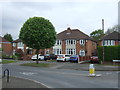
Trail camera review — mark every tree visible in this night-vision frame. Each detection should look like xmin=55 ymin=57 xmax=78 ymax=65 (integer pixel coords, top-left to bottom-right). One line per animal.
xmin=105 ymin=25 xmax=120 ymax=35
xmin=90 ymin=29 xmax=104 ymax=41
xmin=4 ymin=33 xmax=13 ymax=42
xmin=19 ymin=17 xmax=56 ymax=64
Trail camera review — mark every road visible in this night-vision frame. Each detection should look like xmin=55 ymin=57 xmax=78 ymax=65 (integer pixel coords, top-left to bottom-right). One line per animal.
xmin=2 ymin=62 xmax=119 ymax=88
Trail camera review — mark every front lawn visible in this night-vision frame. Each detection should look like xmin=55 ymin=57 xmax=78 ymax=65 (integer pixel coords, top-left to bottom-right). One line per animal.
xmin=1 ymin=60 xmax=18 ymax=64
xmin=21 ymin=63 xmax=51 ymax=67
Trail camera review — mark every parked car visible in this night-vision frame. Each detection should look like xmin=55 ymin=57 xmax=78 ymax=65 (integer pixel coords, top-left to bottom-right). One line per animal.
xmin=31 ymin=54 xmax=44 ymax=61
xmin=44 ymin=54 xmax=57 ymax=60
xmin=69 ymin=55 xmax=79 ymax=62
xmin=57 ymin=54 xmax=70 ymax=62
xmin=44 ymin=54 xmax=50 ymax=60
xmin=49 ymin=54 xmax=57 ymax=60
xmin=90 ymin=56 xmax=99 ymax=63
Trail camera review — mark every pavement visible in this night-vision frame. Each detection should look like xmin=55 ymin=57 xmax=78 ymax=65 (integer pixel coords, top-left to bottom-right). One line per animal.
xmin=56 ymin=62 xmax=120 ymax=71
xmin=2 ymin=76 xmax=49 ymax=88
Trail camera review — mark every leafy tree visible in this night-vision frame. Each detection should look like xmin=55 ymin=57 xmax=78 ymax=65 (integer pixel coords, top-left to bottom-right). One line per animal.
xmin=19 ymin=17 xmax=56 ymax=64
xmin=105 ymin=25 xmax=120 ymax=35
xmin=3 ymin=33 xmax=13 ymax=42
xmin=90 ymin=29 xmax=104 ymax=41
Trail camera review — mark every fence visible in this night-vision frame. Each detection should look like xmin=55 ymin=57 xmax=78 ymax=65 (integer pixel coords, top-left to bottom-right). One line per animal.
xmin=78 ymin=56 xmax=91 ymax=63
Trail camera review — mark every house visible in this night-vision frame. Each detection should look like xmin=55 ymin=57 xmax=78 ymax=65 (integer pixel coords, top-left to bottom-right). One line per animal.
xmin=12 ymin=27 xmax=97 ymax=60
xmin=99 ymin=31 xmax=120 ymax=46
xmin=12 ymin=39 xmax=35 ymax=59
xmin=0 ymin=36 xmax=12 ymax=55
xmin=46 ymin=27 xmax=97 ymax=56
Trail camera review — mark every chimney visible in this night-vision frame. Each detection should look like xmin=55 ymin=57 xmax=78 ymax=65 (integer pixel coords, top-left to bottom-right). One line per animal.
xmin=66 ymin=27 xmax=71 ymax=34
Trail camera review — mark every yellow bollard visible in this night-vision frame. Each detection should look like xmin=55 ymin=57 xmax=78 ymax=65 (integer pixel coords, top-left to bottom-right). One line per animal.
xmin=89 ymin=64 xmax=95 ymax=76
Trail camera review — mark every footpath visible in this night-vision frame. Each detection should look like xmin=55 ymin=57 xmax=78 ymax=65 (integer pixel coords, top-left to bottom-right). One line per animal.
xmin=2 ymin=76 xmax=49 ymax=88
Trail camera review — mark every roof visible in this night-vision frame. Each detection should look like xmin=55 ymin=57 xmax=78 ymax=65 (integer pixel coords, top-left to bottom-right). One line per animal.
xmin=12 ymin=39 xmax=22 ymax=43
xmin=101 ymin=31 xmax=120 ymax=40
xmin=0 ymin=36 xmax=10 ymax=42
xmin=57 ymin=28 xmax=93 ymax=40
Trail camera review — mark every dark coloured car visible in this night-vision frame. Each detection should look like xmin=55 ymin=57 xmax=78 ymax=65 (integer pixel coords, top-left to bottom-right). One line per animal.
xmin=44 ymin=54 xmax=50 ymax=61
xmin=50 ymin=54 xmax=57 ymax=60
xmin=69 ymin=55 xmax=79 ymax=62
xmin=90 ymin=56 xmax=99 ymax=63
xmin=44 ymin=54 xmax=57 ymax=60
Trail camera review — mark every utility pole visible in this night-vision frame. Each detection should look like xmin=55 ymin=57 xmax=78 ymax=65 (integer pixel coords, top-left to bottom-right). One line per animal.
xmin=102 ymin=19 xmax=104 ymax=64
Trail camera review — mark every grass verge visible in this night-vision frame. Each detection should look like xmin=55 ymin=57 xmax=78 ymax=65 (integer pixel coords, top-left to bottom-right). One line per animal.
xmin=21 ymin=63 xmax=50 ymax=67
xmin=1 ymin=60 xmax=18 ymax=64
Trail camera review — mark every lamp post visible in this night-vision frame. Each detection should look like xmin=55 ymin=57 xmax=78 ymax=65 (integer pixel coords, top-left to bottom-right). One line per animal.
xmin=102 ymin=19 xmax=105 ymax=64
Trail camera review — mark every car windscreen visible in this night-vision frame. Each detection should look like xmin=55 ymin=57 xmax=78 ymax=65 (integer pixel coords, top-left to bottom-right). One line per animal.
xmin=58 ymin=55 xmax=64 ymax=57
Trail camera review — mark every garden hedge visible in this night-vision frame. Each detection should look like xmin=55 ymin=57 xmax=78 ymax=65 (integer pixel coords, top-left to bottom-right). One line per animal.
xmin=98 ymin=45 xmax=120 ymax=62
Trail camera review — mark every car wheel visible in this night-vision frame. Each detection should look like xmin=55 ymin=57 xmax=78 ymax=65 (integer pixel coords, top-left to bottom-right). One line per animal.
xmin=64 ymin=59 xmax=66 ymax=62
xmin=57 ymin=60 xmax=59 ymax=62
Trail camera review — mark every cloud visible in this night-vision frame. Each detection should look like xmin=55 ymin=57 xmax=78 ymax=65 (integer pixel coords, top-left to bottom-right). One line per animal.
xmin=0 ymin=0 xmax=119 ymax=40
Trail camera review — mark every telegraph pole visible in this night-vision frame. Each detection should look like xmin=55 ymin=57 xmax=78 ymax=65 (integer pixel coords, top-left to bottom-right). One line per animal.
xmin=102 ymin=19 xmax=105 ymax=63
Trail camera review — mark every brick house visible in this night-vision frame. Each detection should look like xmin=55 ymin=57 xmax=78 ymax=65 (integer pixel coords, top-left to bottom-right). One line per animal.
xmin=99 ymin=31 xmax=120 ymax=46
xmin=12 ymin=28 xmax=97 ymax=60
xmin=46 ymin=27 xmax=97 ymax=56
xmin=0 ymin=36 xmax=12 ymax=55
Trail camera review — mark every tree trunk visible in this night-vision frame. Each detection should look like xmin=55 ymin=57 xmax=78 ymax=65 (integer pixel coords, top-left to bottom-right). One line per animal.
xmin=36 ymin=49 xmax=39 ymax=64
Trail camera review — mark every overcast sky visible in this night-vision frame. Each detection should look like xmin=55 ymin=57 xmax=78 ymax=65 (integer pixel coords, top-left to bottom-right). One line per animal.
xmin=0 ymin=0 xmax=119 ymax=40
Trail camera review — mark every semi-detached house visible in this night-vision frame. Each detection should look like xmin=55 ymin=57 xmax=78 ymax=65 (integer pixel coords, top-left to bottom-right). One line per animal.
xmin=12 ymin=28 xmax=97 ymax=60
xmin=99 ymin=31 xmax=120 ymax=46
xmin=47 ymin=27 xmax=97 ymax=56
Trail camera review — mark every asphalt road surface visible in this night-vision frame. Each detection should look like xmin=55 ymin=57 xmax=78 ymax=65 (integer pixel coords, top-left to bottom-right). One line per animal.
xmin=2 ymin=62 xmax=119 ymax=88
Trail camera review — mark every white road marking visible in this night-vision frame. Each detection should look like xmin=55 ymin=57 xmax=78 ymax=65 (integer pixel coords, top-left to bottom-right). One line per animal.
xmin=20 ymin=72 xmax=37 ymax=75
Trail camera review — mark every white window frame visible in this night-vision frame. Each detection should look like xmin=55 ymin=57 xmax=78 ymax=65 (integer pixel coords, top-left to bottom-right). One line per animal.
xmin=18 ymin=42 xmax=24 ymax=47
xmin=80 ymin=50 xmax=85 ymax=56
xmin=46 ymin=49 xmax=50 ymax=54
xmin=13 ymin=43 xmax=16 ymax=47
xmin=66 ymin=40 xmax=76 ymax=45
xmin=53 ymin=49 xmax=62 ymax=55
xmin=55 ymin=40 xmax=62 ymax=45
xmin=80 ymin=39 xmax=85 ymax=45
xmin=103 ymin=40 xmax=115 ymax=46
xmin=66 ymin=48 xmax=76 ymax=55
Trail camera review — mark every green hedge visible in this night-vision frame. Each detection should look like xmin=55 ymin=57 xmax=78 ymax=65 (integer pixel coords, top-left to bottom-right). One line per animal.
xmin=98 ymin=45 xmax=120 ymax=62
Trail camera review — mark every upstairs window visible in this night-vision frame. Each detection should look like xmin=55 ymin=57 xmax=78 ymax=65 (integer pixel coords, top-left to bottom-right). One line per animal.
xmin=66 ymin=40 xmax=76 ymax=45
xmin=80 ymin=39 xmax=85 ymax=45
xmin=55 ymin=40 xmax=62 ymax=45
xmin=102 ymin=40 xmax=115 ymax=46
xmin=18 ymin=42 xmax=24 ymax=47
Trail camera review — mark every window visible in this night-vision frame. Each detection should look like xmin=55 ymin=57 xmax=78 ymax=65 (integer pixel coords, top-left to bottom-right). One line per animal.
xmin=80 ymin=40 xmax=85 ymax=45
xmin=18 ymin=42 xmax=24 ymax=47
xmin=80 ymin=50 xmax=85 ymax=56
xmin=46 ymin=50 xmax=50 ymax=54
xmin=66 ymin=48 xmax=76 ymax=55
xmin=55 ymin=40 xmax=62 ymax=45
xmin=13 ymin=43 xmax=16 ymax=47
xmin=26 ymin=49 xmax=33 ymax=54
xmin=102 ymin=40 xmax=115 ymax=46
xmin=66 ymin=40 xmax=76 ymax=45
xmin=53 ymin=49 xmax=62 ymax=55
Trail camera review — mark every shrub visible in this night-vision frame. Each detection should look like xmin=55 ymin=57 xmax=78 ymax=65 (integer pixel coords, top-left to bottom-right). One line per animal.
xmin=98 ymin=45 xmax=120 ymax=62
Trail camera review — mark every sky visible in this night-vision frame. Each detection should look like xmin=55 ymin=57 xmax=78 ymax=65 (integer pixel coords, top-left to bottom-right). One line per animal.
xmin=0 ymin=0 xmax=119 ymax=40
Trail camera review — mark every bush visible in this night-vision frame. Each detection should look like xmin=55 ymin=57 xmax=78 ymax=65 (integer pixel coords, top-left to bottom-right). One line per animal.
xmin=98 ymin=45 xmax=120 ymax=62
